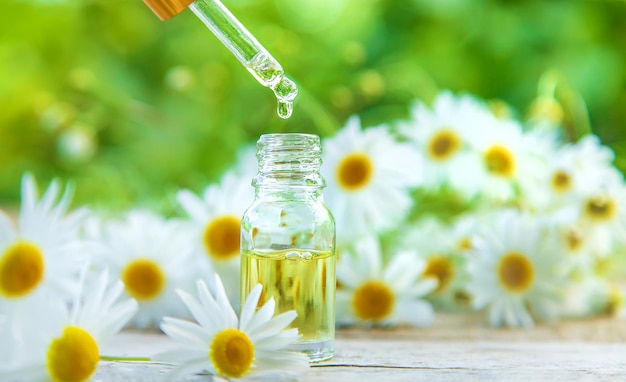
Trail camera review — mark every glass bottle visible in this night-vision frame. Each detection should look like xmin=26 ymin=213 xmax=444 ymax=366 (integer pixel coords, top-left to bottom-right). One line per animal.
xmin=240 ymin=133 xmax=336 ymax=362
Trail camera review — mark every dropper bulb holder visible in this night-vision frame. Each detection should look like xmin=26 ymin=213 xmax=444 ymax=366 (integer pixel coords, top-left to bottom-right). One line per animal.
xmin=143 ymin=0 xmax=194 ymax=20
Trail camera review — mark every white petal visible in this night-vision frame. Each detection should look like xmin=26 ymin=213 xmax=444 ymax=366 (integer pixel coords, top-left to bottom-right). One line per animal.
xmin=248 ymin=311 xmax=297 ymax=343
xmin=208 ymin=276 xmax=238 ymax=328
xmin=160 ymin=316 xmax=211 ymax=344
xmin=488 ymin=300 xmax=505 ymax=328
xmin=394 ymin=299 xmax=434 ymax=327
xmin=253 ymin=328 xmax=300 ymax=351
xmin=93 ymin=299 xmax=138 ymax=342
xmin=176 ymin=190 xmax=210 ymax=223
xmin=19 ymin=173 xmax=37 ymax=225
xmin=403 ymin=278 xmax=437 ymax=298
xmin=254 ymin=350 xmax=309 ymax=372
xmin=161 ymin=318 xmax=209 ymax=349
xmin=163 ymin=358 xmax=214 ymax=381
xmin=244 ymin=298 xmax=276 ymax=335
xmin=177 ymin=288 xmax=218 ymax=332
xmin=335 ymin=291 xmax=354 ymax=326
xmin=0 ymin=211 xmax=16 ymax=249
xmin=240 ymin=284 xmax=263 ymax=331
xmin=384 ymin=253 xmax=422 ymax=290
xmin=359 ymin=237 xmax=382 ymax=278
xmin=39 ymin=178 xmax=61 ymax=217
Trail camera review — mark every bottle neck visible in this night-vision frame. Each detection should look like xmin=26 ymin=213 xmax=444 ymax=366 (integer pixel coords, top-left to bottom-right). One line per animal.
xmin=253 ymin=133 xmax=325 ymax=198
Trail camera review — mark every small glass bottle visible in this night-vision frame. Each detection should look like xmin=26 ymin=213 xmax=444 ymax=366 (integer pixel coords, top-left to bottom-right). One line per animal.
xmin=240 ymin=133 xmax=336 ymax=362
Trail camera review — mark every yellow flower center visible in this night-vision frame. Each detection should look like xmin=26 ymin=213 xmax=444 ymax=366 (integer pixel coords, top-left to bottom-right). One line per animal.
xmin=121 ymin=258 xmax=166 ymax=301
xmin=484 ymin=145 xmax=515 ymax=178
xmin=565 ymin=227 xmax=584 ymax=253
xmin=423 ymin=256 xmax=455 ymax=294
xmin=585 ymin=196 xmax=616 ymax=223
xmin=457 ymin=237 xmax=473 ymax=252
xmin=0 ymin=241 xmax=45 ymax=298
xmin=427 ymin=129 xmax=461 ymax=161
xmin=606 ymin=284 xmax=623 ymax=316
xmin=336 ymin=152 xmax=374 ymax=191
xmin=352 ymin=280 xmax=395 ymax=321
xmin=47 ymin=326 xmax=99 ymax=382
xmin=210 ymin=328 xmax=255 ymax=379
xmin=203 ymin=215 xmax=241 ymax=261
xmin=497 ymin=252 xmax=534 ymax=293
xmin=551 ymin=170 xmax=572 ymax=193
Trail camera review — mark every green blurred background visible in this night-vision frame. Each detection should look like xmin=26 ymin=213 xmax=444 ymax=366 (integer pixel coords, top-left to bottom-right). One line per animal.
xmin=1 ymin=0 xmax=625 ymax=212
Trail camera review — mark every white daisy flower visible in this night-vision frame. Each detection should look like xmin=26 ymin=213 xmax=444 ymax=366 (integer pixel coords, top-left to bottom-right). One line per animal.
xmin=466 ymin=209 xmax=568 ymax=328
xmin=155 ymin=276 xmax=308 ymax=380
xmin=397 ymin=91 xmax=491 ymax=194
xmin=397 ymin=213 xmax=486 ymax=310
xmin=465 ymin=116 xmax=545 ymax=202
xmin=0 ymin=173 xmax=87 ymax=316
xmin=336 ymin=235 xmax=436 ymax=327
xmin=448 ymin=212 xmax=485 ymax=255
xmin=90 ymin=209 xmax=209 ymax=329
xmin=177 ymin=171 xmax=254 ymax=308
xmin=0 ymin=268 xmax=138 ymax=382
xmin=520 ymin=134 xmax=620 ymax=211
xmin=543 ymin=209 xmax=598 ymax=274
xmin=560 ymin=274 xmax=614 ymax=319
xmin=321 ymin=116 xmax=423 ymax=242
xmin=578 ymin=176 xmax=626 ymax=256
xmin=397 ymin=218 xmax=459 ymax=296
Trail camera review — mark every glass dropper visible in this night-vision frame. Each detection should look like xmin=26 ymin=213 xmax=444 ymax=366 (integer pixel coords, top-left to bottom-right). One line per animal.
xmin=143 ymin=0 xmax=298 ymax=119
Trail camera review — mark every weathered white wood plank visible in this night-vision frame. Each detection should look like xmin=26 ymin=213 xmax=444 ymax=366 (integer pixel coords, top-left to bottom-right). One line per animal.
xmin=98 ymin=315 xmax=626 ymax=382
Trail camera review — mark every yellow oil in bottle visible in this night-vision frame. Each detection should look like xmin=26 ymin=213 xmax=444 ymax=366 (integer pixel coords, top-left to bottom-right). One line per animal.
xmin=240 ymin=248 xmax=335 ymax=361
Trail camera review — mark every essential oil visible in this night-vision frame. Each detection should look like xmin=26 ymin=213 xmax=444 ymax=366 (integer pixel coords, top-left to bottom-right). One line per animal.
xmin=241 ymin=249 xmax=335 ymax=352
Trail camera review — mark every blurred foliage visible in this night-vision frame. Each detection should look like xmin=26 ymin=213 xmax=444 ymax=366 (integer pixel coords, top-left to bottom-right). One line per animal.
xmin=1 ymin=0 xmax=625 ymax=211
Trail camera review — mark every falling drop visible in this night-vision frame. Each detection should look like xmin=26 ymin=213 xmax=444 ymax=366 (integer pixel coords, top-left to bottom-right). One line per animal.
xmin=277 ymin=101 xmax=293 ymax=119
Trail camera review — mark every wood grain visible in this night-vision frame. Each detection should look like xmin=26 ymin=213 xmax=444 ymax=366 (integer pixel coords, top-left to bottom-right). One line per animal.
xmin=97 ymin=314 xmax=626 ymax=381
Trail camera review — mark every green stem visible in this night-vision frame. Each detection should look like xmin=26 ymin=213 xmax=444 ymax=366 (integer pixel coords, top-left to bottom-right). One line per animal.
xmin=100 ymin=355 xmax=152 ymax=362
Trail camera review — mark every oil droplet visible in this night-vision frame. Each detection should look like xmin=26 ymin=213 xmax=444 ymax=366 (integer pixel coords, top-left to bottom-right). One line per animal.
xmin=272 ymin=76 xmax=298 ymax=119
xmin=277 ymin=101 xmax=293 ymax=119
xmin=245 ymin=52 xmax=298 ymax=119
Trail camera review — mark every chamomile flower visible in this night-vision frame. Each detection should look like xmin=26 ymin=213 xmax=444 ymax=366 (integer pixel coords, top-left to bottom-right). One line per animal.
xmin=90 ymin=210 xmax=207 ymax=329
xmin=465 ymin=116 xmax=544 ymax=202
xmin=521 ymin=134 xmax=619 ymax=211
xmin=397 ymin=218 xmax=458 ymax=296
xmin=0 ymin=269 xmax=138 ymax=382
xmin=560 ymin=274 xmax=614 ymax=318
xmin=336 ymin=235 xmax=436 ymax=327
xmin=398 ymin=218 xmax=476 ymax=309
xmin=578 ymin=176 xmax=626 ymax=256
xmin=321 ymin=116 xmax=423 ymax=242
xmin=0 ymin=174 xmax=87 ymax=316
xmin=155 ymin=276 xmax=308 ymax=380
xmin=397 ymin=91 xmax=490 ymax=193
xmin=544 ymin=209 xmax=597 ymax=273
xmin=466 ymin=210 xmax=568 ymax=328
xmin=177 ymin=171 xmax=254 ymax=308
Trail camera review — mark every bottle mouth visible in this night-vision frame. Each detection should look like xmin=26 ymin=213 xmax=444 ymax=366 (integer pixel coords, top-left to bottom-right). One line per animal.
xmin=143 ymin=0 xmax=194 ymax=20
xmin=257 ymin=133 xmax=320 ymax=149
xmin=254 ymin=133 xmax=324 ymax=188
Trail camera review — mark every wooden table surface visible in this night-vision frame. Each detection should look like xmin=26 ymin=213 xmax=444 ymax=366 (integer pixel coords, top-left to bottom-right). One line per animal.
xmin=97 ymin=313 xmax=626 ymax=381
